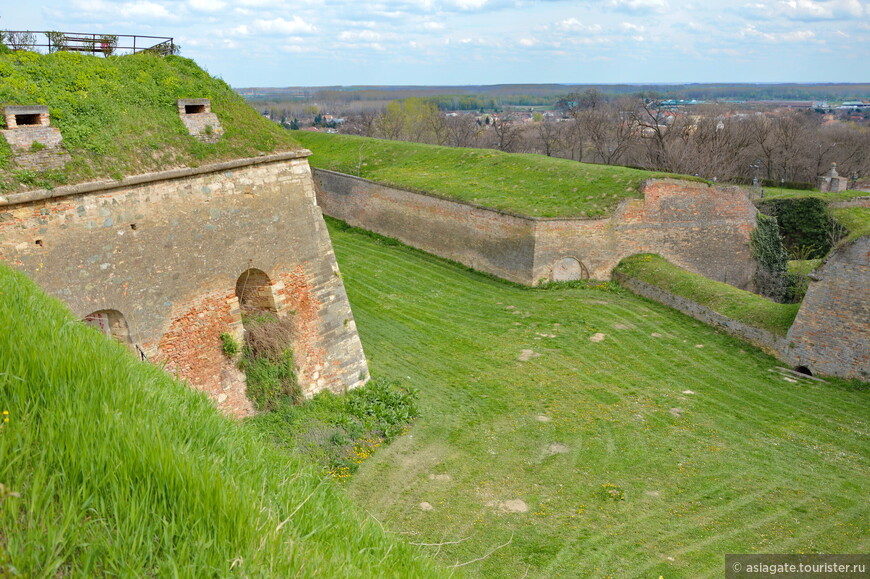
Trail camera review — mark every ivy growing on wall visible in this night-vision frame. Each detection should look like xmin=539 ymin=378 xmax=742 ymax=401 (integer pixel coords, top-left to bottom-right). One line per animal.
xmin=750 ymin=212 xmax=790 ymax=302
xmin=756 ymin=198 xmax=842 ymax=259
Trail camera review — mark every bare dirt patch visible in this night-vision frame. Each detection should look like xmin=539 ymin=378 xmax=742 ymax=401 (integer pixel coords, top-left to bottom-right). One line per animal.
xmin=589 ymin=333 xmax=606 ymax=342
xmin=428 ymin=474 xmax=451 ymax=481
xmin=518 ymin=349 xmax=541 ymax=361
xmin=486 ymin=499 xmax=529 ymax=513
xmin=546 ymin=443 xmax=569 ymax=455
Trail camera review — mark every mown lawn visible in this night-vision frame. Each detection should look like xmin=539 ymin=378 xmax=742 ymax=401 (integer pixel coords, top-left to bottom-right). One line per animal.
xmin=329 ymin=222 xmax=869 ymax=578
xmin=294 ymin=132 xmax=677 ymax=218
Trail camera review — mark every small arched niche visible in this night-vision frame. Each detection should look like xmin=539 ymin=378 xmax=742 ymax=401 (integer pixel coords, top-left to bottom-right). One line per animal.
xmin=551 ymin=257 xmax=589 ymax=282
xmin=235 ymin=268 xmax=278 ymax=314
xmin=83 ymin=310 xmax=132 ymax=344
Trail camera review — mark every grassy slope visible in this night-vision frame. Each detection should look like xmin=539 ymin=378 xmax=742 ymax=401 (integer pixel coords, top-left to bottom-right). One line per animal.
xmin=294 ymin=131 xmax=676 ymax=218
xmin=0 ymin=264 xmax=441 ymax=577
xmin=614 ymin=254 xmax=800 ymax=336
xmin=0 ymin=51 xmax=299 ymax=193
xmin=327 ymin=222 xmax=869 ymax=578
xmin=830 ymin=206 xmax=870 ymax=243
xmin=760 ymin=187 xmax=867 ymax=203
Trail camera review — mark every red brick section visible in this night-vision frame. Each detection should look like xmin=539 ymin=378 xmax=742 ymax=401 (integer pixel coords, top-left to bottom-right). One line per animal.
xmin=153 ymin=289 xmax=253 ymax=418
xmin=275 ymin=266 xmax=343 ymax=397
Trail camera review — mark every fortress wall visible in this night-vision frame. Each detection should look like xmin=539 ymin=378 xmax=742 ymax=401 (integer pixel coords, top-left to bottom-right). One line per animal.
xmin=784 ymin=236 xmax=870 ymax=380
xmin=315 ymin=171 xmax=757 ymax=289
xmin=0 ymin=153 xmax=369 ymax=415
xmin=314 ymin=169 xmax=538 ymax=285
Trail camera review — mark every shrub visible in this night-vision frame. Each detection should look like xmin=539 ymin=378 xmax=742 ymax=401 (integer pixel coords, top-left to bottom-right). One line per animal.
xmin=239 ymin=312 xmax=300 ymax=410
xmin=219 ymin=332 xmax=239 ymax=357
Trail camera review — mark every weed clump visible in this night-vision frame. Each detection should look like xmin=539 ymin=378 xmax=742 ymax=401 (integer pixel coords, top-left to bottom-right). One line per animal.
xmin=239 ymin=312 xmax=299 ymax=410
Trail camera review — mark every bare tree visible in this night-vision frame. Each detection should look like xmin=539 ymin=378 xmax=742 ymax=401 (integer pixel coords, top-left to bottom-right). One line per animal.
xmin=445 ymin=115 xmax=483 ymax=148
xmin=490 ymin=115 xmax=521 ymax=152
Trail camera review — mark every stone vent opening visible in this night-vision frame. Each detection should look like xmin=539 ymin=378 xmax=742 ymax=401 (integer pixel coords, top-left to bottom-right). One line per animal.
xmin=15 ymin=114 xmax=41 ymax=127
xmin=84 ymin=310 xmax=132 ymax=345
xmin=236 ymin=268 xmax=278 ymax=314
xmin=795 ymin=365 xmax=814 ymax=377
xmin=176 ymin=98 xmax=222 ymax=142
xmin=35 ymin=239 xmax=43 ymax=246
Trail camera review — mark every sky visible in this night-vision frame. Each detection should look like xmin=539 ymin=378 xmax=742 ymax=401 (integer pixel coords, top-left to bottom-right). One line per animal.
xmin=2 ymin=1 xmax=868 ymax=87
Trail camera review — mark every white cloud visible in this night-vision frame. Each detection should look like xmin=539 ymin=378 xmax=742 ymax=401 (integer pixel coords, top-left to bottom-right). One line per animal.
xmin=518 ymin=37 xmax=537 ymax=46
xmin=740 ymin=23 xmax=818 ymax=41
xmin=779 ymin=0 xmax=868 ymax=20
xmin=188 ymin=0 xmax=226 ymax=12
xmin=557 ymin=18 xmax=603 ymax=33
xmin=72 ymin=0 xmax=174 ymax=20
xmin=339 ymin=30 xmax=382 ymax=42
xmin=608 ymin=0 xmax=668 ymax=13
xmin=621 ymin=22 xmax=645 ymax=32
xmin=248 ymin=17 xmax=317 ymax=35
xmin=423 ymin=21 xmax=446 ymax=30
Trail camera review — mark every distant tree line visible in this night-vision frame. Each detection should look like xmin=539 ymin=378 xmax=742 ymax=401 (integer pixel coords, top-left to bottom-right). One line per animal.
xmin=334 ymin=90 xmax=869 ymax=188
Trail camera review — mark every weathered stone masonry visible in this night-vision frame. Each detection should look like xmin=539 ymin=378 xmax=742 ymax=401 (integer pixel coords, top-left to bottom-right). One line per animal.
xmin=784 ymin=236 xmax=869 ymax=381
xmin=313 ymin=170 xmax=757 ymax=290
xmin=0 ymin=152 xmax=369 ymax=416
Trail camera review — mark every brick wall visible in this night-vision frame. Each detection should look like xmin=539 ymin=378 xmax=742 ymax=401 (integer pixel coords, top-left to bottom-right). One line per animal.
xmin=784 ymin=236 xmax=869 ymax=380
xmin=0 ymin=152 xmax=369 ymax=416
xmin=314 ymin=170 xmax=757 ymax=289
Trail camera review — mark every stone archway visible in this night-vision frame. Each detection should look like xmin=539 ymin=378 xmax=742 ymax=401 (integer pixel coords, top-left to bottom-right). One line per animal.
xmin=235 ymin=268 xmax=278 ymax=314
xmin=551 ymin=257 xmax=589 ymax=282
xmin=83 ymin=309 xmax=132 ymax=344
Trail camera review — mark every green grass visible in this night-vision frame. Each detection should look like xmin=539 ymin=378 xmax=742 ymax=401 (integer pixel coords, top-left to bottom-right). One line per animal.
xmin=293 ymin=131 xmax=705 ymax=218
xmin=326 ymin=222 xmax=868 ymax=578
xmin=759 ymin=187 xmax=867 ymax=203
xmin=0 ymin=51 xmax=299 ymax=193
xmin=787 ymin=259 xmax=823 ymax=275
xmin=0 ymin=264 xmax=441 ymax=577
xmin=830 ymin=206 xmax=870 ymax=244
xmin=614 ymin=254 xmax=800 ymax=336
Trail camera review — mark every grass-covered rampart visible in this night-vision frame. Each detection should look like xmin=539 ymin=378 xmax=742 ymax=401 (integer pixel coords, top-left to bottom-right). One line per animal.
xmin=0 ymin=264 xmax=440 ymax=577
xmin=294 ymin=131 xmax=688 ymax=218
xmin=614 ymin=254 xmax=800 ymax=336
xmin=326 ymin=220 xmax=869 ymax=578
xmin=0 ymin=51 xmax=299 ymax=193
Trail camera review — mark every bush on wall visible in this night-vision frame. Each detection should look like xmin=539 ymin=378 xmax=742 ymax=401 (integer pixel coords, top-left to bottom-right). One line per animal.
xmin=757 ymin=197 xmax=842 ymax=259
xmin=750 ymin=212 xmax=790 ymax=302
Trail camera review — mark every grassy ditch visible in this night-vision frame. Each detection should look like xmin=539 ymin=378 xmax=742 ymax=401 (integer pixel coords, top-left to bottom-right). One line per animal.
xmin=294 ymin=131 xmax=693 ymax=218
xmin=0 ymin=51 xmax=299 ymax=193
xmin=0 ymin=263 xmax=441 ymax=577
xmin=327 ymin=220 xmax=868 ymax=578
xmin=614 ymin=254 xmax=800 ymax=336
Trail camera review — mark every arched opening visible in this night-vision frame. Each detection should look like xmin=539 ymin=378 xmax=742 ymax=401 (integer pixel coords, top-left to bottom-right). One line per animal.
xmin=795 ymin=366 xmax=813 ymax=377
xmin=83 ymin=310 xmax=132 ymax=345
xmin=235 ymin=268 xmax=278 ymax=314
xmin=552 ymin=257 xmax=590 ymax=282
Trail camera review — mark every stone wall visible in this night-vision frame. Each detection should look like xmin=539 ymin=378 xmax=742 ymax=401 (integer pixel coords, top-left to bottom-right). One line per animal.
xmin=0 ymin=152 xmax=369 ymax=416
xmin=314 ymin=170 xmax=538 ymax=284
xmin=784 ymin=236 xmax=869 ymax=380
xmin=313 ymin=170 xmax=757 ymax=289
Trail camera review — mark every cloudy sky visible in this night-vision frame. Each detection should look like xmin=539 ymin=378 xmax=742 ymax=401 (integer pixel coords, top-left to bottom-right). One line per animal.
xmin=2 ymin=0 xmax=868 ymax=87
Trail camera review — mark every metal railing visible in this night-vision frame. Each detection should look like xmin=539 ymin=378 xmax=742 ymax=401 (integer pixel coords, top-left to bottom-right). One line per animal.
xmin=1 ymin=30 xmax=176 ymax=56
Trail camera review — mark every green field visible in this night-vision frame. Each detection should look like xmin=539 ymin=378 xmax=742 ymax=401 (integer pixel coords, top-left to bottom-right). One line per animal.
xmin=327 ymin=221 xmax=869 ymax=578
xmin=294 ymin=132 xmax=672 ymax=218
xmin=0 ymin=264 xmax=439 ymax=577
